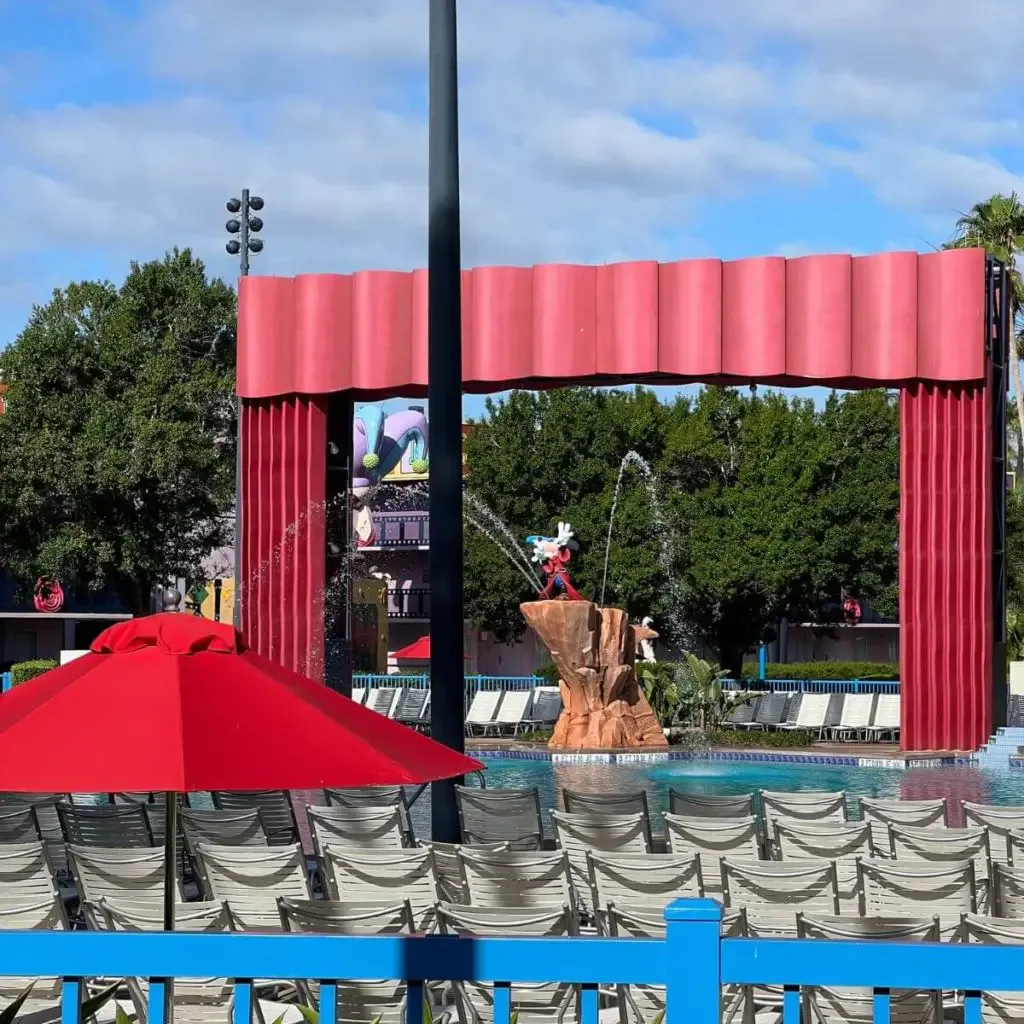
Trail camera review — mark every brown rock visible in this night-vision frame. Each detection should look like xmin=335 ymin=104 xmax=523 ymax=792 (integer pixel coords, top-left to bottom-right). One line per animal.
xmin=521 ymin=599 xmax=668 ymax=750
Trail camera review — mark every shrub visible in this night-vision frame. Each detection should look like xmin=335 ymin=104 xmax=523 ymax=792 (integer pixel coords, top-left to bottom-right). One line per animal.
xmin=10 ymin=659 xmax=58 ymax=687
xmin=705 ymin=727 xmax=816 ymax=749
xmin=535 ymin=663 xmax=561 ymax=684
xmin=740 ymin=660 xmax=898 ymax=681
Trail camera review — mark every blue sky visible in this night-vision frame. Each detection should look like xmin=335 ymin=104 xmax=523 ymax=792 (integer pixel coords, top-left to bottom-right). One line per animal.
xmin=2 ymin=0 xmax=1022 ymax=419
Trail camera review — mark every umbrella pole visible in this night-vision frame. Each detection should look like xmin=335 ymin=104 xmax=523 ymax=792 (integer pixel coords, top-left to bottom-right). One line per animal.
xmin=163 ymin=792 xmax=177 ymax=931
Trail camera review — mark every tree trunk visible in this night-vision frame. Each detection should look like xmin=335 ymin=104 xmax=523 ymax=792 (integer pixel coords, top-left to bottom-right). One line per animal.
xmin=718 ymin=641 xmax=745 ymax=682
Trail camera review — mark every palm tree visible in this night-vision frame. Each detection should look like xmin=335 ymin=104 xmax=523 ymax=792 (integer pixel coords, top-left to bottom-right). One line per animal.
xmin=945 ymin=192 xmax=1024 ymax=474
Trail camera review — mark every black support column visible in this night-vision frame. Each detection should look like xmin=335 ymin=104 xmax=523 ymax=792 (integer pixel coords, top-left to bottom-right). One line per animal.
xmin=325 ymin=392 xmax=354 ymax=697
xmin=990 ymin=257 xmax=1009 ymax=730
xmin=428 ymin=0 xmax=466 ymax=842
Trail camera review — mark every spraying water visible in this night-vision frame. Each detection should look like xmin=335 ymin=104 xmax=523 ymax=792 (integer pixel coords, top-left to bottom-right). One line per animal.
xmin=600 ymin=451 xmax=693 ymax=647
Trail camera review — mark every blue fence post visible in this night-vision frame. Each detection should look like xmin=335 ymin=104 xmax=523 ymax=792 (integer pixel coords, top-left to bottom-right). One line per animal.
xmin=665 ymin=898 xmax=722 ymax=1024
xmin=758 ymin=644 xmax=766 ymax=682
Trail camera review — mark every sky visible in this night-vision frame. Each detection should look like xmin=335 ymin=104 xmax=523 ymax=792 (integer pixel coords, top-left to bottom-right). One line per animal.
xmin=1 ymin=0 xmax=1022 ymax=418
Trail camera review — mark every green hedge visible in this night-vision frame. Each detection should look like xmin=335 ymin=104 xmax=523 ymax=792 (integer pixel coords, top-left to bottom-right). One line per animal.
xmin=10 ymin=659 xmax=59 ymax=687
xmin=740 ymin=660 xmax=898 ymax=681
xmin=705 ymin=727 xmax=816 ymax=749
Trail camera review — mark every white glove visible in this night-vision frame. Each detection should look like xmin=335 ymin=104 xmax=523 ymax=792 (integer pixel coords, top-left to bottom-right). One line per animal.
xmin=555 ymin=521 xmax=574 ymax=548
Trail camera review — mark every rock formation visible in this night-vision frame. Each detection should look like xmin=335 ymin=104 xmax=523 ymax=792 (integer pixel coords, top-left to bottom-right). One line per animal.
xmin=521 ymin=599 xmax=668 ymax=750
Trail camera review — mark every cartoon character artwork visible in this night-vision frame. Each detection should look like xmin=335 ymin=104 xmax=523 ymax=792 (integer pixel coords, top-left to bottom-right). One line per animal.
xmin=634 ymin=616 xmax=658 ymax=662
xmin=526 ymin=521 xmax=582 ymax=601
xmin=351 ymin=406 xmax=429 ymax=547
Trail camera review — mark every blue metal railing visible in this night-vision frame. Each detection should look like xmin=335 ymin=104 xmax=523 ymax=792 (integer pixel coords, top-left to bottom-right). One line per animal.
xmin=1 ymin=898 xmax=1021 ymax=1024
xmin=355 ymin=673 xmax=543 ymax=692
xmin=723 ymin=677 xmax=900 ymax=694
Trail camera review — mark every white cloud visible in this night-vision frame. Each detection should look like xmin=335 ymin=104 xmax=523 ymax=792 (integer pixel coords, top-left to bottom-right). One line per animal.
xmin=0 ymin=0 xmax=1021 ymax=333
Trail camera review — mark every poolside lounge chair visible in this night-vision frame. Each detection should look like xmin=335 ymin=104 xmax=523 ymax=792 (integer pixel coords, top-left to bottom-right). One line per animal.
xmin=551 ymin=811 xmax=649 ymax=917
xmin=586 ymin=850 xmax=703 ymax=930
xmin=278 ymin=899 xmax=413 ymax=1024
xmin=772 ymin=820 xmax=874 ymax=911
xmin=2 ymin=799 xmax=69 ymax=882
xmin=722 ymin=695 xmax=759 ymax=730
xmin=326 ymin=786 xmax=415 ymax=844
xmin=858 ymin=797 xmax=947 ymax=855
xmin=962 ymin=802 xmax=1024 ymax=865
xmin=68 ymin=845 xmax=181 ymax=906
xmin=350 ymin=686 xmax=367 ymax=706
xmin=865 ymin=693 xmax=901 ymax=741
xmin=857 ymin=858 xmax=974 ymax=937
xmin=561 ymin=789 xmax=652 ymax=848
xmin=668 ymin=791 xmax=754 ymax=819
xmin=990 ymin=862 xmax=1024 ymax=918
xmin=455 ymin=785 xmax=544 ymax=849
xmin=87 ymin=899 xmax=238 ymax=1024
xmin=319 ymin=846 xmax=438 ymax=932
xmin=385 ymin=687 xmax=407 ymax=718
xmin=437 ymin=903 xmax=578 ymax=1024
xmin=308 ymin=804 xmax=407 ymax=852
xmin=180 ymin=807 xmax=268 ymax=854
xmin=455 ymin=848 xmax=575 ymax=913
xmin=829 ymin=693 xmax=875 ymax=742
xmin=663 ymin=814 xmax=760 ymax=897
xmin=721 ymin=858 xmax=841 ymax=936
xmin=57 ymin=802 xmax=154 ymax=848
xmin=0 ymin=841 xmax=62 ymax=905
xmin=393 ymin=687 xmax=429 ymax=728
xmin=426 ymin=841 xmax=509 ymax=903
xmin=777 ymin=692 xmax=830 ymax=738
xmin=464 ymin=690 xmax=503 ymax=736
xmin=760 ymin=790 xmax=848 ymax=836
xmin=749 ymin=692 xmax=789 ymax=730
xmin=796 ymin=914 xmax=941 ymax=1024
xmin=494 ymin=689 xmax=534 ymax=735
xmin=366 ymin=686 xmax=400 ymax=717
xmin=197 ymin=842 xmax=312 ymax=930
xmin=0 ymin=805 xmax=40 ymax=843
xmin=889 ymin=824 xmax=990 ymax=909
xmin=528 ymin=686 xmax=563 ymax=728
xmin=210 ymin=790 xmax=299 ymax=845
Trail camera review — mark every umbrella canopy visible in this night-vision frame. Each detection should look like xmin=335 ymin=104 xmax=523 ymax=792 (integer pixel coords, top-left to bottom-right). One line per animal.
xmin=393 ymin=634 xmax=469 ymax=661
xmin=0 ymin=613 xmax=483 ymax=793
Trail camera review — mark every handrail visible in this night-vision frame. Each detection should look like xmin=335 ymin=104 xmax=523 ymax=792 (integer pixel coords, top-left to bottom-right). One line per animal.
xmin=0 ymin=899 xmax=1021 ymax=1024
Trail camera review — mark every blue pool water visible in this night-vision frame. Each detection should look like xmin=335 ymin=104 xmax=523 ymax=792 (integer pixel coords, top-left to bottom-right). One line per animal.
xmin=405 ymin=755 xmax=1024 ymax=839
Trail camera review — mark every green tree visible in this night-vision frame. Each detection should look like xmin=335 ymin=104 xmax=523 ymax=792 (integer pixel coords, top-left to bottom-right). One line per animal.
xmin=945 ymin=192 xmax=1024 ymax=474
xmin=462 ymin=387 xmax=674 ymax=643
xmin=0 ymin=250 xmax=237 ymax=612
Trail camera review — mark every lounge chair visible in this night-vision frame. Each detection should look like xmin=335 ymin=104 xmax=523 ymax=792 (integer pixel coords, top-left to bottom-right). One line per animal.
xmin=426 ymin=841 xmax=509 ymax=904
xmin=760 ymin=789 xmax=847 ymax=836
xmin=989 ymin=862 xmax=1024 ymax=919
xmin=663 ymin=814 xmax=760 ymax=898
xmin=722 ymin=695 xmax=759 ymax=730
xmin=308 ymin=804 xmax=406 ymax=852
xmin=366 ymin=686 xmax=400 ymax=717
xmin=278 ymin=899 xmax=413 ymax=1024
xmin=57 ymin=802 xmax=153 ymax=848
xmin=889 ymin=824 xmax=990 ymax=909
xmin=865 ymin=693 xmax=900 ymax=741
xmin=493 ymin=689 xmax=533 ymax=735
xmin=561 ymin=789 xmax=652 ymax=848
xmin=455 ymin=848 xmax=574 ymax=913
xmin=586 ymin=850 xmax=703 ymax=930
xmin=210 ymin=790 xmax=299 ymax=846
xmin=858 ymin=797 xmax=947 ymax=855
xmin=326 ymin=786 xmax=415 ymax=844
xmin=771 ymin=820 xmax=873 ymax=911
xmin=393 ymin=687 xmax=429 ymax=728
xmin=197 ymin=842 xmax=311 ymax=930
xmin=0 ymin=841 xmax=62 ymax=905
xmin=319 ymin=846 xmax=438 ymax=932
xmin=749 ymin=692 xmax=789 ymax=730
xmin=722 ymin=858 xmax=841 ymax=936
xmin=464 ymin=690 xmax=503 ymax=736
xmin=0 ymin=805 xmax=41 ymax=843
xmin=437 ymin=903 xmax=578 ymax=1024
xmin=829 ymin=693 xmax=875 ymax=742
xmin=777 ymin=692 xmax=830 ymax=738
xmin=455 ymin=785 xmax=544 ymax=849
xmin=668 ymin=791 xmax=754 ymax=819
xmin=528 ymin=686 xmax=563 ymax=729
xmin=550 ymin=810 xmax=649 ymax=917
xmin=962 ymin=802 xmax=1024 ymax=866
xmin=857 ymin=859 xmax=975 ymax=938
xmin=180 ymin=807 xmax=268 ymax=852
xmin=68 ymin=845 xmax=180 ymax=905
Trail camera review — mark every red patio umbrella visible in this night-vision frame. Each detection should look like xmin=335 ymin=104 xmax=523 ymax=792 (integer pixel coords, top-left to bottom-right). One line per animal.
xmin=393 ymin=634 xmax=469 ymax=660
xmin=0 ymin=613 xmax=483 ymax=927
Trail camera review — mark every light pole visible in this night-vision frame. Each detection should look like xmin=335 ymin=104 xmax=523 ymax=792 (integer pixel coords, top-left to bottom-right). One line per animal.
xmin=428 ymin=0 xmax=465 ymax=843
xmin=225 ymin=191 xmax=265 ymax=629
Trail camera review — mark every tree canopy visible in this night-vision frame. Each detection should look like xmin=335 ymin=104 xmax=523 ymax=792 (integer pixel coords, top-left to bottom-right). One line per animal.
xmin=0 ymin=250 xmax=237 ymax=612
xmin=463 ymin=385 xmax=900 ymax=675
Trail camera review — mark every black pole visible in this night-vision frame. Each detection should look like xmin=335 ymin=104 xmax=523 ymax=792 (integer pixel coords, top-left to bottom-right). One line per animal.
xmin=428 ymin=0 xmax=465 ymax=843
xmin=163 ymin=792 xmax=177 ymax=931
xmin=232 ymin=190 xmax=250 ymax=631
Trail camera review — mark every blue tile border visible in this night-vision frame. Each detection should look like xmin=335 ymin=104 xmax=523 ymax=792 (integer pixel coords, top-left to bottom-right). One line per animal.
xmin=1010 ymin=758 xmax=1024 ymax=769
xmin=467 ymin=747 xmax=976 ymax=770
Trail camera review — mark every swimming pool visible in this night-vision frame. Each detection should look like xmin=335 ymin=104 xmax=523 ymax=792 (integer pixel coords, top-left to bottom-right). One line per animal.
xmin=407 ymin=754 xmax=1024 ymax=838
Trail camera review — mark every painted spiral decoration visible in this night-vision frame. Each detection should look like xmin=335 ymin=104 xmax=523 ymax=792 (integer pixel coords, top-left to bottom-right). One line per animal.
xmin=33 ymin=577 xmax=64 ymax=613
